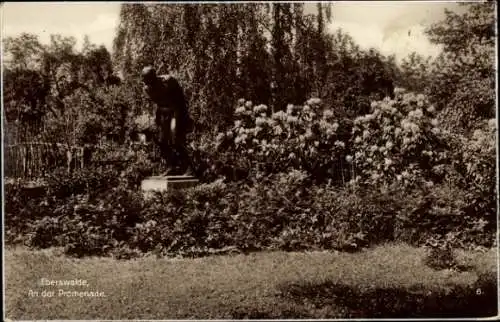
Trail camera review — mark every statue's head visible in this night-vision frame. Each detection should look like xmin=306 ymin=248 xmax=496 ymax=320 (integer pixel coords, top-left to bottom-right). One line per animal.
xmin=141 ymin=66 xmax=157 ymax=85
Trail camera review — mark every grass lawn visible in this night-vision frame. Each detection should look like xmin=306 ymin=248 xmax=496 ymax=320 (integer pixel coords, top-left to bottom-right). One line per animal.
xmin=4 ymin=243 xmax=498 ymax=319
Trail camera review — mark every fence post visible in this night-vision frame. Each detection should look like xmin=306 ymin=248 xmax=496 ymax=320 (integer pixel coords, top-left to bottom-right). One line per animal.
xmin=22 ymin=145 xmax=27 ymax=178
xmin=66 ymin=148 xmax=72 ymax=175
xmin=80 ymin=147 xmax=83 ymax=169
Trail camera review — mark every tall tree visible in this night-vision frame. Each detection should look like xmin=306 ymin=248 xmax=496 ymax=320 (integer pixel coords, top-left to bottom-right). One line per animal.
xmin=398 ymin=52 xmax=432 ymax=93
xmin=4 ymin=33 xmax=120 ymax=143
xmin=236 ymin=4 xmax=272 ymax=107
xmin=112 ymin=3 xmax=339 ymax=128
xmin=113 ymin=3 xmax=270 ymax=130
xmin=425 ymin=2 xmax=496 ymax=134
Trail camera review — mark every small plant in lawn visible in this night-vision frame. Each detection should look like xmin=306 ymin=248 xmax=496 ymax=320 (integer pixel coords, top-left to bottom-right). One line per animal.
xmin=423 ymin=232 xmax=460 ymax=270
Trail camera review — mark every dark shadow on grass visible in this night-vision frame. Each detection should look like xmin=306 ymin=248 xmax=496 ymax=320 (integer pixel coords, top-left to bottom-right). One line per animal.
xmin=275 ymin=272 xmax=498 ymax=318
xmin=229 ymin=305 xmax=333 ymax=319
xmin=230 ymin=309 xmax=280 ymax=319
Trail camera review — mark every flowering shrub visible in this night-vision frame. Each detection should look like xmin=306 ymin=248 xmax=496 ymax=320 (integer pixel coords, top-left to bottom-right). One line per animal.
xmin=189 ymin=130 xmax=251 ymax=183
xmin=210 ymin=98 xmax=350 ymax=182
xmin=348 ymin=88 xmax=451 ymax=190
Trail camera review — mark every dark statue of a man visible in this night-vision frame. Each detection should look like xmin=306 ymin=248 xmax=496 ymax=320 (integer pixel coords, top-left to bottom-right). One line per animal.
xmin=141 ymin=66 xmax=194 ymax=176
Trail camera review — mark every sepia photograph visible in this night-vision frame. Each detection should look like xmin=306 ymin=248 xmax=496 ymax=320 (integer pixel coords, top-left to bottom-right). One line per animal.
xmin=2 ymin=1 xmax=498 ymax=320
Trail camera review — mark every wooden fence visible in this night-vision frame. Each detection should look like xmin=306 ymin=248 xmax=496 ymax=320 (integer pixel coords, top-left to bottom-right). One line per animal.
xmin=4 ymin=142 xmax=86 ymax=179
xmin=4 ymin=141 xmax=159 ymax=179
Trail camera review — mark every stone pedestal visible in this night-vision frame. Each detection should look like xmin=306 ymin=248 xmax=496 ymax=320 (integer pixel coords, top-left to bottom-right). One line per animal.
xmin=141 ymin=175 xmax=199 ymax=198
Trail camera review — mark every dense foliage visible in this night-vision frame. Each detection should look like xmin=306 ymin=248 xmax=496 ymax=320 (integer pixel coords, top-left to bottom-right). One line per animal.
xmin=3 ymin=3 xmax=497 ymax=260
xmin=197 ymin=98 xmax=351 ymax=183
xmin=112 ymin=3 xmax=396 ymax=131
xmin=5 ymin=165 xmax=495 ymax=259
xmin=402 ymin=2 xmax=496 ymax=135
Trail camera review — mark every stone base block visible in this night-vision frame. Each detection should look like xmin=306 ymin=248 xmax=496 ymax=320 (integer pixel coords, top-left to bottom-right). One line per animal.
xmin=141 ymin=175 xmax=199 ymax=197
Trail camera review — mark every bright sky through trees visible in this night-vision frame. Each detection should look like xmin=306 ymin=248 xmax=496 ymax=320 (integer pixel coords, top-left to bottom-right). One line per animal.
xmin=2 ymin=2 xmax=461 ymax=62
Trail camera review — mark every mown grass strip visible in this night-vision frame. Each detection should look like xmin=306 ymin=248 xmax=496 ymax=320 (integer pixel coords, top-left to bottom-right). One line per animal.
xmin=5 ymin=243 xmax=498 ymax=319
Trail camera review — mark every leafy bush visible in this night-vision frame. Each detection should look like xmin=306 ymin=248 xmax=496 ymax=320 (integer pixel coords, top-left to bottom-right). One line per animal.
xmin=4 ymin=179 xmax=67 ymax=245
xmin=422 ymin=232 xmax=460 ymax=270
xmin=42 ymin=167 xmax=121 ymax=199
xmin=189 ymin=131 xmax=251 ymax=183
xmin=134 ymin=179 xmax=240 ymax=256
xmin=22 ymin=187 xmax=144 ymax=257
xmin=459 ymin=119 xmax=497 ymax=233
xmin=234 ymin=171 xmax=314 ymax=251
xmin=5 ymin=166 xmax=496 ymax=258
xmin=59 ymin=187 xmax=144 ymax=257
xmin=5 ymin=118 xmax=496 ymax=258
xmin=395 ymin=181 xmax=496 ymax=250
xmin=4 ymin=152 xmax=153 ymax=247
xmin=42 ymin=85 xmax=141 ymax=145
